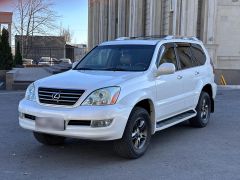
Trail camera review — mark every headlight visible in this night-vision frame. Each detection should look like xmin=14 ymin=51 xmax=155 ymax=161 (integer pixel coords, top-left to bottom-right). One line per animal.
xmin=25 ymin=83 xmax=36 ymax=101
xmin=82 ymin=87 xmax=120 ymax=106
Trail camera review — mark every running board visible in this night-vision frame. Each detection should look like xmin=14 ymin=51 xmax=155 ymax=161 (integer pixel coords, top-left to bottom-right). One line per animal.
xmin=156 ymin=110 xmax=197 ymax=130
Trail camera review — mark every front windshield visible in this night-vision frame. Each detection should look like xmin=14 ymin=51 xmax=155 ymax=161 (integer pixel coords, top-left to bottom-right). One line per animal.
xmin=75 ymin=45 xmax=156 ymax=71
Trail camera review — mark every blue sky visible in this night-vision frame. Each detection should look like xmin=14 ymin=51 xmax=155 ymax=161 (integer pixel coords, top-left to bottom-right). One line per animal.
xmin=0 ymin=0 xmax=88 ymax=44
xmin=54 ymin=0 xmax=88 ymax=44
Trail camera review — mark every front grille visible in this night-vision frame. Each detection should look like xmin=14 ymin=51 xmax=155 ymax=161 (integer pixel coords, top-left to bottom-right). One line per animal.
xmin=38 ymin=87 xmax=85 ymax=106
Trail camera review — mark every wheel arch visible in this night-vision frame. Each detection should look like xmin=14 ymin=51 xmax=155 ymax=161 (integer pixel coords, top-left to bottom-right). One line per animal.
xmin=133 ymin=99 xmax=156 ymax=134
xmin=201 ymin=84 xmax=214 ymax=112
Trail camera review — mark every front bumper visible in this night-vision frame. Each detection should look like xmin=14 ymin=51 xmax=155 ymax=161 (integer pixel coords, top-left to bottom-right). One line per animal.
xmin=18 ymin=99 xmax=132 ymax=140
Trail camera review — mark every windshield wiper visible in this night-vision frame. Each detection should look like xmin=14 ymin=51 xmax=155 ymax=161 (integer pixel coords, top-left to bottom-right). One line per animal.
xmin=103 ymin=67 xmax=127 ymax=71
xmin=76 ymin=67 xmax=96 ymax=70
xmin=76 ymin=67 xmax=128 ymax=71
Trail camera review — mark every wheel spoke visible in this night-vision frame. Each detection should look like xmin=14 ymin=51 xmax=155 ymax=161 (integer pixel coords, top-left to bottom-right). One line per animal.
xmin=137 ymin=138 xmax=141 ymax=148
xmin=131 ymin=118 xmax=148 ymax=149
xmin=140 ymin=133 xmax=146 ymax=141
xmin=134 ymin=138 xmax=140 ymax=148
xmin=132 ymin=131 xmax=138 ymax=139
xmin=200 ymin=97 xmax=210 ymax=122
xmin=203 ymin=99 xmax=206 ymax=106
xmin=138 ymin=120 xmax=145 ymax=131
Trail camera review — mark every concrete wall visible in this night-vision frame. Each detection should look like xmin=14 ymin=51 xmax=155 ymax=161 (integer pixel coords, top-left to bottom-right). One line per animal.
xmin=215 ymin=69 xmax=240 ymax=85
xmin=88 ymin=0 xmax=240 ymax=74
xmin=88 ymin=0 xmax=205 ymax=47
xmin=215 ymin=0 xmax=240 ymax=69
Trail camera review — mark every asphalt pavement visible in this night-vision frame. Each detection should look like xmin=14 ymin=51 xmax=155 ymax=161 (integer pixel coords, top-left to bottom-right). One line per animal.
xmin=0 ymin=89 xmax=239 ymax=180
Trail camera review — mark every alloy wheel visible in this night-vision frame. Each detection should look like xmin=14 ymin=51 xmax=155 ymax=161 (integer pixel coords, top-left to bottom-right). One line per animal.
xmin=131 ymin=118 xmax=148 ymax=149
xmin=200 ymin=98 xmax=209 ymax=123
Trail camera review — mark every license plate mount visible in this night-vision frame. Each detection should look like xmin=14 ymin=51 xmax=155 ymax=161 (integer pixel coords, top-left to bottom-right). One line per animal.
xmin=36 ymin=117 xmax=65 ymax=131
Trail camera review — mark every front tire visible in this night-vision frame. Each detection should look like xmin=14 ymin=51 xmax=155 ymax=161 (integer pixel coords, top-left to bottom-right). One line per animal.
xmin=189 ymin=91 xmax=211 ymax=128
xmin=113 ymin=107 xmax=151 ymax=159
xmin=33 ymin=132 xmax=65 ymax=145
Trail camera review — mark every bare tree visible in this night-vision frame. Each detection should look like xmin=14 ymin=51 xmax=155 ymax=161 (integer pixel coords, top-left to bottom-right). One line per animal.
xmin=14 ymin=0 xmax=59 ymax=58
xmin=60 ymin=26 xmax=73 ymax=43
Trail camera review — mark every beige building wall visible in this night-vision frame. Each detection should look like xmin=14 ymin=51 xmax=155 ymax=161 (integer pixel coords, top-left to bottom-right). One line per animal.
xmin=88 ymin=0 xmax=240 ymax=70
xmin=215 ymin=0 xmax=240 ymax=69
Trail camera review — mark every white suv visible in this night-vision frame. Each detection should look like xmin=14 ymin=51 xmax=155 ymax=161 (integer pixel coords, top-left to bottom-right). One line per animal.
xmin=19 ymin=36 xmax=217 ymax=159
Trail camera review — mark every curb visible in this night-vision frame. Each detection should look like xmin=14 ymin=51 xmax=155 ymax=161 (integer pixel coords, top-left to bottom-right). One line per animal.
xmin=218 ymin=85 xmax=240 ymax=90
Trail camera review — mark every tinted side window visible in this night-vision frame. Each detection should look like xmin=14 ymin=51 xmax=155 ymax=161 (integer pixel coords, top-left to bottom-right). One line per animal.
xmin=177 ymin=46 xmax=192 ymax=69
xmin=191 ymin=44 xmax=206 ymax=65
xmin=158 ymin=45 xmax=178 ymax=69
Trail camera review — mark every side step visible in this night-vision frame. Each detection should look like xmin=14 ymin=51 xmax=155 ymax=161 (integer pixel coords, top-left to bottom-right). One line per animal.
xmin=156 ymin=110 xmax=196 ymax=130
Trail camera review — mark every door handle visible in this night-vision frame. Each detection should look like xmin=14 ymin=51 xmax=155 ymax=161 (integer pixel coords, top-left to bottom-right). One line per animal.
xmin=177 ymin=75 xmax=183 ymax=80
xmin=195 ymin=71 xmax=200 ymax=75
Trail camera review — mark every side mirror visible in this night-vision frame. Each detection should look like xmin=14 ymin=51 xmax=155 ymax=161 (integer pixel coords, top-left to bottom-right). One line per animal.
xmin=156 ymin=63 xmax=176 ymax=76
xmin=72 ymin=61 xmax=79 ymax=69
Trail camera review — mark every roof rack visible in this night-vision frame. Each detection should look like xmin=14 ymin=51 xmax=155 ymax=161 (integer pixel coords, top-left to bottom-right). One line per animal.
xmin=164 ymin=35 xmax=199 ymax=41
xmin=115 ymin=35 xmax=199 ymax=41
xmin=115 ymin=37 xmax=131 ymax=40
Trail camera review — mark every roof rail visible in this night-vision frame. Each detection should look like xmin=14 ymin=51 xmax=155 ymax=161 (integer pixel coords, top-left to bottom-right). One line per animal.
xmin=115 ymin=35 xmax=168 ymax=40
xmin=164 ymin=35 xmax=174 ymax=40
xmin=190 ymin=37 xmax=199 ymax=41
xmin=115 ymin=35 xmax=200 ymax=41
xmin=164 ymin=35 xmax=199 ymax=41
xmin=133 ymin=35 xmax=167 ymax=39
xmin=115 ymin=37 xmax=131 ymax=40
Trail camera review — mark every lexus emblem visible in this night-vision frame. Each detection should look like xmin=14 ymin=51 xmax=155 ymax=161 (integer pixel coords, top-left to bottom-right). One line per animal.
xmin=52 ymin=93 xmax=61 ymax=101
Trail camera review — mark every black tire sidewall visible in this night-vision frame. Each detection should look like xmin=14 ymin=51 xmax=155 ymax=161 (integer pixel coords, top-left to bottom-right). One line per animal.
xmin=123 ymin=107 xmax=151 ymax=157
xmin=195 ymin=92 xmax=211 ymax=127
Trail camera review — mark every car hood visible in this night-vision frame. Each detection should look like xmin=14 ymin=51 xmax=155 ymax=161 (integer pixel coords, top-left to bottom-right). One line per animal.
xmin=36 ymin=70 xmax=144 ymax=90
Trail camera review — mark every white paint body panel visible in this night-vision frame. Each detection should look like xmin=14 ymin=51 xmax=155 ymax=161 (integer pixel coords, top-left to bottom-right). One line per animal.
xmin=19 ymin=38 xmax=217 ymax=140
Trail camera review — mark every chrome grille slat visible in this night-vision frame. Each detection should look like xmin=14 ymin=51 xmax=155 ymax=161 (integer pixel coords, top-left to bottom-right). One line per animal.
xmin=38 ymin=87 xmax=85 ymax=106
xmin=39 ymin=95 xmax=79 ymax=99
xmin=39 ymin=94 xmax=53 ymax=97
xmin=57 ymin=96 xmax=79 ymax=99
xmin=39 ymin=97 xmax=77 ymax=103
xmin=39 ymin=90 xmax=82 ymax=96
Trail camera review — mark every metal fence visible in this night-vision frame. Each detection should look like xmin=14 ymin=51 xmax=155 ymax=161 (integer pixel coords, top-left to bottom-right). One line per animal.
xmin=20 ymin=46 xmax=87 ymax=63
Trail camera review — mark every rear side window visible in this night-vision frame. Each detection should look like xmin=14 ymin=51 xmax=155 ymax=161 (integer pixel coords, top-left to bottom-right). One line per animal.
xmin=176 ymin=45 xmax=192 ymax=69
xmin=190 ymin=44 xmax=206 ymax=65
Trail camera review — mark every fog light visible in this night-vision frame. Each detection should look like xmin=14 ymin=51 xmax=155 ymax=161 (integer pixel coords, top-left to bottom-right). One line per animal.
xmin=19 ymin=112 xmax=24 ymax=119
xmin=91 ymin=119 xmax=113 ymax=128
